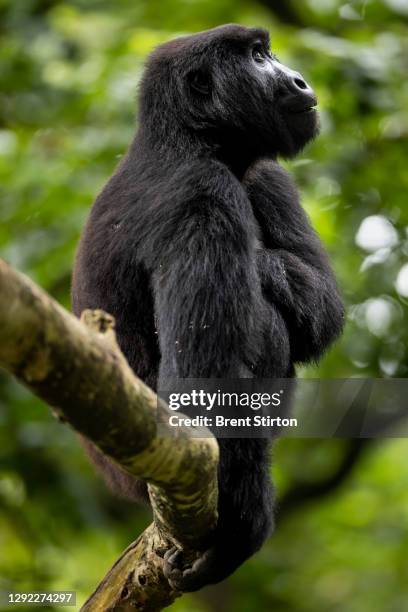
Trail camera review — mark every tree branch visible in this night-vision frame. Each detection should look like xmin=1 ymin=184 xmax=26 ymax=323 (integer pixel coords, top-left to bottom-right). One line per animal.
xmin=0 ymin=258 xmax=219 ymax=611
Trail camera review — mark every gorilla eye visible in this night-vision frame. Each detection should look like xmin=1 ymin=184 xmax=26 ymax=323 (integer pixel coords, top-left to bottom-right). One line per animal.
xmin=252 ymin=45 xmax=267 ymax=64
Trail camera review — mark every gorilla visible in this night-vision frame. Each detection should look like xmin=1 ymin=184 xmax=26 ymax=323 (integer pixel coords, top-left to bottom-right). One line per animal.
xmin=72 ymin=24 xmax=344 ymax=591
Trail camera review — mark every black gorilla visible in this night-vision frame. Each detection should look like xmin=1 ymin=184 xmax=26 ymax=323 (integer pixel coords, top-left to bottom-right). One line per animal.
xmin=72 ymin=24 xmax=344 ymax=591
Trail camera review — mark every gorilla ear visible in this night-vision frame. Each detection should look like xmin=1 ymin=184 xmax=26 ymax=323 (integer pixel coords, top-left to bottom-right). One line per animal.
xmin=188 ymin=69 xmax=211 ymax=95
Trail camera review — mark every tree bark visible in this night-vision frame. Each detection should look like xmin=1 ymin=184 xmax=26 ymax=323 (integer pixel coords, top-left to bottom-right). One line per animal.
xmin=0 ymin=258 xmax=219 ymax=611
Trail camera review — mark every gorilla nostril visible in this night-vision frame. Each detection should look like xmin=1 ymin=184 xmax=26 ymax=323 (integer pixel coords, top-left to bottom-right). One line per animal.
xmin=294 ymin=77 xmax=308 ymax=90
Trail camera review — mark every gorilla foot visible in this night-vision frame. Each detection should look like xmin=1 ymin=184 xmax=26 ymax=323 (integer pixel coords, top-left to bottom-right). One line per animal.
xmin=163 ymin=546 xmax=217 ymax=592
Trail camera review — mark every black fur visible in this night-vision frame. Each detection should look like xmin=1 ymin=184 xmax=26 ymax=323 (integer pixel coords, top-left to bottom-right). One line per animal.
xmin=71 ymin=24 xmax=344 ymax=591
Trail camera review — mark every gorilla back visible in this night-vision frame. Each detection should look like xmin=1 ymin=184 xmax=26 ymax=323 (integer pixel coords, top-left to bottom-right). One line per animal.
xmin=72 ymin=24 xmax=344 ymax=591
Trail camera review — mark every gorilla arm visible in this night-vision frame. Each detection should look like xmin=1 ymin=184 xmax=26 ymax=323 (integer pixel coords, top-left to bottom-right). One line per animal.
xmin=245 ymin=159 xmax=344 ymax=364
xmin=147 ymin=162 xmax=270 ymax=382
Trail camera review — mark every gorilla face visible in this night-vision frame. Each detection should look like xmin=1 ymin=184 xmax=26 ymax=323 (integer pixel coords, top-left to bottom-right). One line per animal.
xmin=141 ymin=25 xmax=319 ymax=162
xmin=245 ymin=40 xmax=319 ymax=157
xmin=205 ymin=26 xmax=320 ymax=159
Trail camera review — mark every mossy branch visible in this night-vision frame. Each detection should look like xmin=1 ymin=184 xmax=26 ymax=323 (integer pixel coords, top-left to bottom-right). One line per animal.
xmin=0 ymin=258 xmax=219 ymax=611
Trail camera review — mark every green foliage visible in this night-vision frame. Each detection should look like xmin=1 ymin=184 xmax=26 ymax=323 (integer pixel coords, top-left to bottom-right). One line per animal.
xmin=1 ymin=1 xmax=408 ymax=609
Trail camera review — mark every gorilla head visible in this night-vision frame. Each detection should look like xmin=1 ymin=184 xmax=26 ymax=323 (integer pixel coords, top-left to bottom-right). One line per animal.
xmin=139 ymin=24 xmax=319 ymax=167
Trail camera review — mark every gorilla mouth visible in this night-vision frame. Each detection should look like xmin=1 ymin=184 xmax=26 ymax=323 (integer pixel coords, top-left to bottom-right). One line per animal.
xmin=284 ymin=94 xmax=318 ymax=115
xmin=290 ymin=105 xmax=317 ymax=114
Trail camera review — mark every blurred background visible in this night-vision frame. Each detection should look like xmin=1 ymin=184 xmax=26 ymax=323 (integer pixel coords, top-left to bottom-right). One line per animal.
xmin=1 ymin=0 xmax=408 ymax=610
